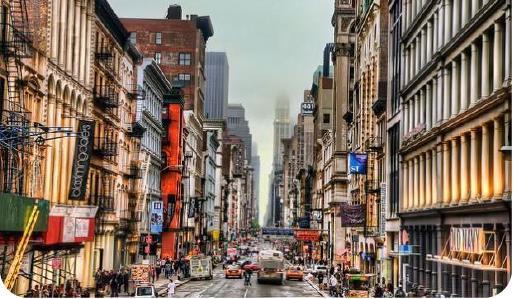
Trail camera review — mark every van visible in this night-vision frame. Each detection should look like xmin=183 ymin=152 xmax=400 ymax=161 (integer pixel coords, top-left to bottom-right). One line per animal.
xmin=189 ymin=256 xmax=213 ymax=280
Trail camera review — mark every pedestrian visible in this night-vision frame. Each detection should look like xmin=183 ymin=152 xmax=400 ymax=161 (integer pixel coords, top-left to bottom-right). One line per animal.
xmin=123 ymin=269 xmax=129 ymax=294
xmin=167 ymin=278 xmax=176 ymax=298
xmin=329 ymin=273 xmax=338 ymax=297
xmin=395 ymin=284 xmax=406 ymax=298
xmin=156 ymin=263 xmax=162 ymax=280
xmin=110 ymin=273 xmax=119 ymax=297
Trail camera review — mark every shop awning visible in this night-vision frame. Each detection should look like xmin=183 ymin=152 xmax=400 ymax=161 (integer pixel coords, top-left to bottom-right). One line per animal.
xmin=426 ymin=255 xmax=508 ymax=272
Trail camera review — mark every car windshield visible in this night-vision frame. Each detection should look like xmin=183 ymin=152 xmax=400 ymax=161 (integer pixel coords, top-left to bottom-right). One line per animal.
xmin=228 ymin=265 xmax=241 ymax=270
xmin=136 ymin=287 xmax=153 ymax=296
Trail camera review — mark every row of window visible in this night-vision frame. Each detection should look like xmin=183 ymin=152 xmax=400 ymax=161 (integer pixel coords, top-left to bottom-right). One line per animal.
xmin=153 ymin=52 xmax=191 ymax=66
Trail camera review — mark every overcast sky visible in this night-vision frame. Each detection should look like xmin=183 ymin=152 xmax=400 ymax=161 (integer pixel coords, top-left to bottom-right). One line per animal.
xmin=109 ymin=0 xmax=333 ymax=225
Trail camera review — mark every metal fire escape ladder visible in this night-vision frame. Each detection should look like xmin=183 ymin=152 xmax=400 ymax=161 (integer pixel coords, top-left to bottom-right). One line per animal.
xmin=4 ymin=205 xmax=39 ymax=290
xmin=136 ymin=153 xmax=151 ymax=233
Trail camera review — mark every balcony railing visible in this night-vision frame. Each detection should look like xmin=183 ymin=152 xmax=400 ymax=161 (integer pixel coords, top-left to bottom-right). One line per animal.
xmin=94 ymin=137 xmax=118 ymax=157
xmin=127 ymin=84 xmax=145 ymax=100
xmin=365 ymin=136 xmax=383 ymax=152
xmin=124 ymin=163 xmax=142 ymax=179
xmin=95 ymin=46 xmax=114 ymax=72
xmin=94 ymin=195 xmax=114 ymax=211
xmin=365 ymin=180 xmax=381 ymax=194
xmin=0 ymin=23 xmax=33 ymax=58
xmin=127 ymin=122 xmax=146 ymax=138
xmin=94 ymin=85 xmax=120 ymax=109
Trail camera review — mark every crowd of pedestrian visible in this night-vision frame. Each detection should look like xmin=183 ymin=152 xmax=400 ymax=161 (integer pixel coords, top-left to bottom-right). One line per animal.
xmin=25 ymin=280 xmax=90 ymax=298
xmin=94 ymin=269 xmax=129 ymax=297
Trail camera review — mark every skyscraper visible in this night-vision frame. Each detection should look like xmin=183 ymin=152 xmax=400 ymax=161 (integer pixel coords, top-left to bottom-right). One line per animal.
xmin=205 ymin=52 xmax=229 ymax=119
xmin=273 ymin=97 xmax=291 ymax=170
xmin=227 ymin=104 xmax=252 ymax=161
xmin=251 ymin=142 xmax=260 ymax=222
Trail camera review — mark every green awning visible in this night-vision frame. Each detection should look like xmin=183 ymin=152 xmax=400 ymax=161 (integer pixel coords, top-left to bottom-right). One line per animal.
xmin=0 ymin=193 xmax=49 ymax=232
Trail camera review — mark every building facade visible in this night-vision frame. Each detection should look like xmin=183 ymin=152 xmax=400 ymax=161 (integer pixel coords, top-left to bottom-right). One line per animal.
xmin=205 ymin=52 xmax=229 ymax=119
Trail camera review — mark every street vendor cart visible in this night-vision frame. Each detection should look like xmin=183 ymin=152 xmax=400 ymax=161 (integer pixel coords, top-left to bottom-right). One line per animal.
xmin=343 ymin=273 xmax=376 ymax=297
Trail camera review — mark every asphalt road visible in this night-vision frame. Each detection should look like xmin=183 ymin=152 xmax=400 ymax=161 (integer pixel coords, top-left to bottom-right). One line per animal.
xmin=159 ymin=267 xmax=322 ymax=297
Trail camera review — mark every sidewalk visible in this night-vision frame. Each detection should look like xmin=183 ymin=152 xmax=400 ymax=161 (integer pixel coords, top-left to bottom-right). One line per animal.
xmin=305 ymin=278 xmax=330 ymax=298
xmin=155 ymin=276 xmax=191 ymax=296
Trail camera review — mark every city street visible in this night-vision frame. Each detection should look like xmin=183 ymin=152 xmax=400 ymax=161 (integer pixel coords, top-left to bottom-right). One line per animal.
xmin=156 ymin=268 xmax=322 ymax=298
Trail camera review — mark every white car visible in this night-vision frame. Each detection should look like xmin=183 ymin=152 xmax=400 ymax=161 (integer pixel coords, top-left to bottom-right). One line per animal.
xmin=314 ymin=265 xmax=328 ymax=275
xmin=134 ymin=284 xmax=157 ymax=298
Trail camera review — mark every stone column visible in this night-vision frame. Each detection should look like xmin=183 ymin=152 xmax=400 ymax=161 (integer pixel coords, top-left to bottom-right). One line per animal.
xmin=443 ymin=66 xmax=451 ymax=120
xmin=481 ymin=32 xmax=491 ymax=98
xmin=409 ymin=159 xmax=414 ymax=209
xmin=470 ymin=42 xmax=480 ymax=106
xmin=427 ymin=22 xmax=433 ymax=60
xmin=59 ymin=0 xmax=67 ymax=65
xmin=471 ymin=0 xmax=479 ymax=15
xmin=505 ymin=223 xmax=512 ymax=277
xmin=411 ymin=43 xmax=416 ymax=79
xmin=432 ymin=148 xmax=438 ymax=206
xmin=85 ymin=12 xmax=93 ymax=86
xmin=432 ymin=77 xmax=438 ymax=125
xmin=402 ymin=0 xmax=408 ymax=33
xmin=59 ymin=104 xmax=71 ymax=203
xmin=426 ymin=84 xmax=432 ymax=129
xmin=451 ymin=138 xmax=460 ymax=205
xmin=463 ymin=0 xmax=471 ymax=27
xmin=421 ymin=28 xmax=427 ymax=66
xmin=482 ymin=271 xmax=491 ymax=297
xmin=51 ymin=0 xmax=59 ymax=60
xmin=413 ymin=228 xmax=419 ymax=284
xmin=470 ymin=128 xmax=480 ymax=201
xmin=403 ymin=103 xmax=408 ymax=136
xmin=420 ymin=89 xmax=426 ymax=125
xmin=493 ymin=22 xmax=504 ymax=90
xmin=444 ymin=0 xmax=452 ymax=44
xmin=66 ymin=0 xmax=75 ymax=72
xmin=451 ymin=265 xmax=458 ymax=297
xmin=73 ymin=0 xmax=81 ymax=78
xmin=436 ymin=145 xmax=443 ymax=206
xmin=419 ymin=153 xmax=426 ymax=208
xmin=414 ymin=94 xmax=420 ymax=126
xmin=52 ymin=102 xmax=63 ymax=203
xmin=460 ymin=134 xmax=470 ymax=203
xmin=436 ymin=225 xmax=443 ymax=295
xmin=460 ymin=52 xmax=470 ymax=111
xmin=481 ymin=123 xmax=491 ymax=200
xmin=419 ymin=227 xmax=425 ymax=286
xmin=442 ymin=141 xmax=451 ymax=205
xmin=471 ymin=269 xmax=478 ymax=298
xmin=407 ymin=0 xmax=412 ymax=28
xmin=493 ymin=117 xmax=504 ymax=198
xmin=410 ymin=98 xmax=415 ymax=130
xmin=416 ymin=36 xmax=421 ymax=73
xmin=461 ymin=267 xmax=468 ymax=297
xmin=452 ymin=0 xmax=461 ymax=36
xmin=425 ymin=227 xmax=432 ymax=290
xmin=438 ymin=1 xmax=445 ymax=48
xmin=425 ymin=151 xmax=432 ymax=208
xmin=403 ymin=162 xmax=409 ymax=211
xmin=414 ymin=156 xmax=419 ymax=209
xmin=79 ymin=4 xmax=87 ymax=82
xmin=505 ymin=7 xmax=512 ymax=83
xmin=43 ymin=95 xmax=56 ymax=202
xmin=432 ymin=225 xmax=438 ymax=292
xmin=451 ymin=60 xmax=460 ymax=117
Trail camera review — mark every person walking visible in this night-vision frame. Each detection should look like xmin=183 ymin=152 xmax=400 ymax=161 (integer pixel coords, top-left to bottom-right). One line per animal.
xmin=167 ymin=278 xmax=176 ymax=298
xmin=109 ymin=274 xmax=119 ymax=297
xmin=329 ymin=273 xmax=338 ymax=297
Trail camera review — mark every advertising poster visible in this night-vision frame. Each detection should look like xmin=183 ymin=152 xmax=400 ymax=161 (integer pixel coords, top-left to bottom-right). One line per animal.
xmin=340 ymin=203 xmax=365 ymax=227
xmin=150 ymin=201 xmax=163 ymax=234
xmin=69 ymin=120 xmax=95 ymax=200
xmin=348 ymin=153 xmax=368 ymax=174
xmin=75 ymin=218 xmax=90 ymax=238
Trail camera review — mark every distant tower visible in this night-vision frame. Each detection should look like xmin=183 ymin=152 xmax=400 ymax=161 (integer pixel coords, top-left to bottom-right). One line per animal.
xmin=205 ymin=52 xmax=229 ymax=119
xmin=273 ymin=97 xmax=291 ymax=170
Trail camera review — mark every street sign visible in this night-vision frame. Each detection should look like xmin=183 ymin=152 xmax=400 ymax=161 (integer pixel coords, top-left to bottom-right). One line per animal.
xmin=399 ymin=245 xmax=412 ymax=255
xmin=348 ymin=153 xmax=368 ymax=174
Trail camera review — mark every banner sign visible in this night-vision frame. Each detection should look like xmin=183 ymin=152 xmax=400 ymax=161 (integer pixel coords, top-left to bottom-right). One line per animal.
xmin=348 ymin=153 xmax=368 ymax=175
xmin=379 ymin=183 xmax=386 ymax=236
xmin=261 ymin=227 xmax=294 ymax=236
xmin=298 ymin=216 xmax=310 ymax=229
xmin=69 ymin=120 xmax=95 ymax=200
xmin=188 ymin=199 xmax=196 ymax=218
xmin=294 ymin=229 xmax=320 ymax=242
xmin=150 ymin=201 xmax=163 ymax=234
xmin=301 ymin=102 xmax=315 ymax=115
xmin=450 ymin=227 xmax=484 ymax=253
xmin=340 ymin=203 xmax=365 ymax=227
xmin=399 ymin=245 xmax=412 ymax=255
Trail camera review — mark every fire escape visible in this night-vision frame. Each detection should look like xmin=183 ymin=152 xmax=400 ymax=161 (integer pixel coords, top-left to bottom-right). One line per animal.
xmin=364 ymin=135 xmax=383 ymax=237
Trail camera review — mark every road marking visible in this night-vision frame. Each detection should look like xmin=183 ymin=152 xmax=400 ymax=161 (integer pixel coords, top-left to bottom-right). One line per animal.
xmin=244 ymin=287 xmax=248 ymax=298
xmin=195 ymin=282 xmax=214 ymax=297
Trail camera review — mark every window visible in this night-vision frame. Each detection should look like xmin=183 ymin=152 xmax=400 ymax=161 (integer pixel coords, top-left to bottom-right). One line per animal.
xmin=155 ymin=32 xmax=162 ymax=44
xmin=154 ymin=52 xmax=161 ymax=64
xmin=323 ymin=113 xmax=330 ymax=124
xmin=177 ymin=73 xmax=191 ymax=81
xmin=129 ymin=32 xmax=136 ymax=44
xmin=179 ymin=53 xmax=191 ymax=65
xmin=388 ymin=124 xmax=400 ymax=217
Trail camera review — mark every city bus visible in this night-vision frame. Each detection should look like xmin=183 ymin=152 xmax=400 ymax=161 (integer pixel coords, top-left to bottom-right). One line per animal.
xmin=256 ymin=249 xmax=285 ymax=284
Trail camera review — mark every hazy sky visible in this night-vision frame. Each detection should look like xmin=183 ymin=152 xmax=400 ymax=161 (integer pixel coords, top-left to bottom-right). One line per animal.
xmin=109 ymin=0 xmax=333 ymax=225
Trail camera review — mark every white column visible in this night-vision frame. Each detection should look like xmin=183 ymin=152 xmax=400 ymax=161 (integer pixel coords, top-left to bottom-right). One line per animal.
xmin=410 ymin=97 xmax=415 ymax=130
xmin=460 ymin=134 xmax=470 ymax=203
xmin=470 ymin=128 xmax=480 ymax=201
xmin=402 ymin=0 xmax=408 ymax=33
xmin=481 ymin=32 xmax=491 ymax=98
xmin=425 ymin=84 xmax=432 ymax=129
xmin=493 ymin=117 xmax=504 ymax=198
xmin=431 ymin=149 xmax=437 ymax=206
xmin=403 ymin=48 xmax=408 ymax=86
xmin=44 ymin=95 xmax=56 ymax=202
xmin=79 ymin=4 xmax=86 ymax=82
xmin=427 ymin=22 xmax=433 ymax=60
xmin=414 ymin=94 xmax=420 ymax=126
xmin=52 ymin=102 xmax=62 ymax=203
xmin=66 ymin=0 xmax=75 ymax=72
xmin=403 ymin=103 xmax=409 ymax=136
xmin=471 ymin=0 xmax=479 ymax=16
xmin=493 ymin=22 xmax=504 ymax=90
xmin=452 ymin=0 xmax=461 ymax=36
xmin=460 ymin=52 xmax=470 ymax=111
xmin=444 ymin=0 xmax=452 ymax=44
xmin=73 ymin=0 xmax=81 ymax=78
xmin=451 ymin=60 xmax=460 ymax=116
xmin=416 ymin=36 xmax=421 ymax=73
xmin=411 ymin=43 xmax=416 ymax=79
xmin=59 ymin=0 xmax=67 ymax=65
xmin=51 ymin=0 xmax=60 ymax=60
xmin=85 ymin=12 xmax=93 ymax=86
xmin=414 ymin=156 xmax=419 ymax=209
xmin=421 ymin=28 xmax=427 ymax=66
xmin=408 ymin=159 xmax=414 ymax=209
xmin=462 ymin=0 xmax=471 ymax=27
xmin=407 ymin=0 xmax=412 ymax=28
xmin=443 ymin=141 xmax=451 ymax=205
xmin=419 ymin=153 xmax=426 ymax=208
xmin=403 ymin=162 xmax=409 ymax=211
xmin=481 ymin=123 xmax=491 ymax=200
xmin=451 ymin=138 xmax=460 ymax=205
xmin=425 ymin=151 xmax=432 ymax=208
xmin=443 ymin=66 xmax=451 ymax=120
xmin=412 ymin=0 xmax=417 ymax=22
xmin=505 ymin=8 xmax=512 ymax=83
xmin=470 ymin=42 xmax=480 ymax=106
xmin=432 ymin=78 xmax=437 ymax=126
xmin=420 ymin=89 xmax=426 ymax=125
xmin=438 ymin=1 xmax=445 ymax=48
xmin=437 ymin=70 xmax=444 ymax=122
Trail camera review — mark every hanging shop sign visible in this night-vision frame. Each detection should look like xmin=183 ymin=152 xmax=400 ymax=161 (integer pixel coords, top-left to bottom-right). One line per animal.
xmin=301 ymin=102 xmax=315 ymax=115
xmin=449 ymin=227 xmax=484 ymax=253
xmin=348 ymin=153 xmax=368 ymax=175
xmin=43 ymin=205 xmax=98 ymax=245
xmin=298 ymin=216 xmax=311 ymax=229
xmin=261 ymin=227 xmax=294 ymax=236
xmin=188 ymin=199 xmax=196 ymax=218
xmin=69 ymin=120 xmax=95 ymax=200
xmin=399 ymin=245 xmax=412 ymax=255
xmin=150 ymin=201 xmax=163 ymax=234
xmin=340 ymin=203 xmax=365 ymax=227
xmin=294 ymin=229 xmax=320 ymax=242
xmin=379 ymin=183 xmax=387 ymax=236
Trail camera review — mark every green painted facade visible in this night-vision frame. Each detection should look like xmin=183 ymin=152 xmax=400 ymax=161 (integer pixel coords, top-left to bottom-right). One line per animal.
xmin=0 ymin=193 xmax=49 ymax=232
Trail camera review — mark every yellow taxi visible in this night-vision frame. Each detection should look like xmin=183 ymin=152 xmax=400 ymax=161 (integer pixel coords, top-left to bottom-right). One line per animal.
xmin=224 ymin=264 xmax=243 ymax=279
xmin=286 ymin=265 xmax=304 ymax=281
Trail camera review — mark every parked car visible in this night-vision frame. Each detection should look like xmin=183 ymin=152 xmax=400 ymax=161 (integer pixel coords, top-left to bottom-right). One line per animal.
xmin=225 ymin=264 xmax=243 ymax=278
xmin=314 ymin=265 xmax=328 ymax=275
xmin=134 ymin=284 xmax=156 ymax=298
xmin=286 ymin=266 xmax=304 ymax=281
xmin=243 ymin=261 xmax=261 ymax=272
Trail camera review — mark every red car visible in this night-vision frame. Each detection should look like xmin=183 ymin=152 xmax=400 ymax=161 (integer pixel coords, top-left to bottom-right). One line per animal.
xmin=243 ymin=261 xmax=261 ymax=272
